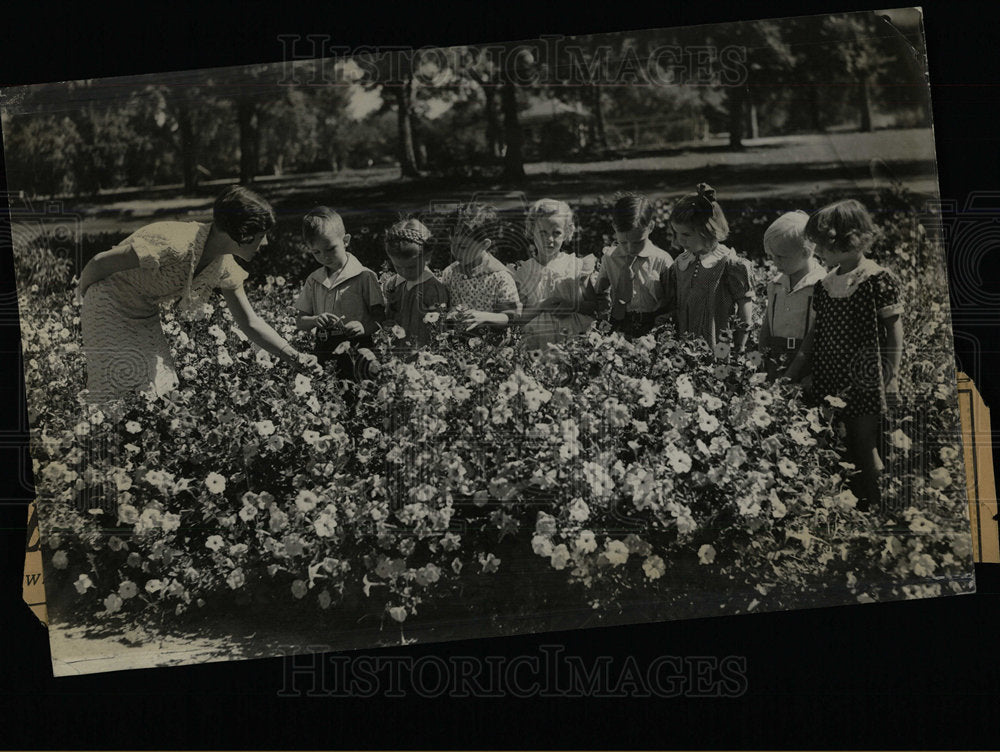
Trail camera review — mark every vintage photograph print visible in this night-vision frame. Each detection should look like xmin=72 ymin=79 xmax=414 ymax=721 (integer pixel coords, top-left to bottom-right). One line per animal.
xmin=0 ymin=7 xmax=976 ymax=675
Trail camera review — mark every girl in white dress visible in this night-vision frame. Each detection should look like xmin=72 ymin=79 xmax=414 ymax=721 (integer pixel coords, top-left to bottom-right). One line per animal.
xmin=509 ymin=199 xmax=597 ymax=349
xmin=78 ymin=186 xmax=317 ymax=403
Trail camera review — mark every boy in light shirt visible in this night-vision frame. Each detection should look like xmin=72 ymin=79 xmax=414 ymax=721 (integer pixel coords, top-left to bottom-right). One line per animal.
xmin=757 ymin=210 xmax=826 ymax=380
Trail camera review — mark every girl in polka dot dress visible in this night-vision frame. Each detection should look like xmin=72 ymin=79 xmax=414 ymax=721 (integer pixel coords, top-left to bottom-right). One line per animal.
xmin=785 ymin=199 xmax=904 ymax=511
xmin=440 ymin=201 xmax=521 ymax=332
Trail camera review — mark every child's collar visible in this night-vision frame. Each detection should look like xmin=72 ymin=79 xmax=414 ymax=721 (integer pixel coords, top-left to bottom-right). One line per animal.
xmin=319 ymin=253 xmax=364 ymax=289
xmin=458 ymin=252 xmax=506 ymax=277
xmin=675 ymin=244 xmax=731 ymax=271
xmin=775 ymin=256 xmax=825 ymax=292
xmin=394 ymin=269 xmax=436 ymax=290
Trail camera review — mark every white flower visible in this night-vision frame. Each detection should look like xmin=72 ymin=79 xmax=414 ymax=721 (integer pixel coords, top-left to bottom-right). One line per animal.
xmin=824 ymin=395 xmax=847 ymax=409
xmin=295 ymin=490 xmax=319 ymax=512
xmin=119 ymin=581 xmax=139 ymax=599
xmin=549 ymin=544 xmax=570 ymax=570
xmin=226 ymin=568 xmax=245 ymax=589
xmin=391 ymin=324 xmax=406 ymax=339
xmin=423 ymin=312 xmax=440 ymax=324
xmin=574 ymin=530 xmax=597 ymax=554
xmin=676 ymin=375 xmax=695 ymax=400
xmin=293 ymin=374 xmax=312 ymax=396
xmin=73 ymin=574 xmax=94 ymax=594
xmin=125 ymin=421 xmax=142 ymax=434
xmin=698 ymin=544 xmax=716 ymax=565
xmin=929 ymin=467 xmax=951 ymax=489
xmin=889 ymin=429 xmax=912 ymax=452
xmin=605 ymin=540 xmax=629 ymax=566
xmin=314 ymin=509 xmax=338 ymax=537
xmin=255 ymin=420 xmax=276 ymax=437
xmin=568 ymin=498 xmax=590 ymax=522
xmin=778 ymin=458 xmax=799 ymax=478
xmin=642 ymin=555 xmax=666 ymax=580
xmin=388 ymin=606 xmax=408 ymax=622
xmin=205 ymin=472 xmax=226 ymax=494
xmin=145 ymin=579 xmax=163 ymax=594
xmin=103 ymin=593 xmax=123 ymax=613
xmin=531 ymin=534 xmax=554 ymax=557
xmin=205 ymin=535 xmax=224 ymax=552
xmin=668 ymin=449 xmax=692 ymax=474
xmin=52 ymin=550 xmax=68 ymax=569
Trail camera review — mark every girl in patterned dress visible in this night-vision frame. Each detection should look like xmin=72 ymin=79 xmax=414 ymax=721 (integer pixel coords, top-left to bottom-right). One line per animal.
xmin=440 ymin=201 xmax=521 ymax=332
xmin=78 ymin=187 xmax=317 ymax=403
xmin=662 ymin=183 xmax=754 ymax=351
xmin=509 ymin=199 xmax=597 ymax=349
xmin=784 ymin=199 xmax=904 ymax=511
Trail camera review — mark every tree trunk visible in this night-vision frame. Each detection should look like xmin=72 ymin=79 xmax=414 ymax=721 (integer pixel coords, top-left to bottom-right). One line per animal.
xmin=177 ymin=102 xmax=199 ymax=192
xmin=590 ymin=83 xmax=608 ymax=151
xmin=747 ymin=100 xmax=759 ymax=140
xmin=483 ymin=84 xmax=502 ymax=161
xmin=727 ymin=87 xmax=745 ymax=149
xmin=395 ymin=77 xmax=420 ymax=178
xmin=808 ymin=84 xmax=825 ymax=133
xmin=500 ymin=78 xmax=525 ymax=181
xmin=858 ymin=76 xmax=873 ymax=132
xmin=237 ymin=100 xmax=259 ymax=185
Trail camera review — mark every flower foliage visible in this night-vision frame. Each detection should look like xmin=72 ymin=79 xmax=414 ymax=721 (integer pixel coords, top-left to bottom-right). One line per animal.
xmin=20 ymin=187 xmax=975 ymax=634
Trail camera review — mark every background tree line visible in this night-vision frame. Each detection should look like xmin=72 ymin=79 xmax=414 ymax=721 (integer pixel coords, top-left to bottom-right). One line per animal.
xmin=0 ymin=11 xmax=929 ymax=197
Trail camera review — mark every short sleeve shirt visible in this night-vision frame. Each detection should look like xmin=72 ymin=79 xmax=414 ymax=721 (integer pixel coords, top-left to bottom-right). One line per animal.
xmin=594 ymin=242 xmax=674 ymax=313
xmin=294 ymin=253 xmax=386 ymax=332
xmin=764 ymin=257 xmax=826 ymax=340
xmin=440 ymin=253 xmax=521 ymax=313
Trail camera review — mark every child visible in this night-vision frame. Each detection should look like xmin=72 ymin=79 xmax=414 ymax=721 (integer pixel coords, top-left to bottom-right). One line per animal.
xmin=510 ymin=199 xmax=597 ymax=348
xmin=591 ymin=192 xmax=674 ymax=337
xmin=662 ymin=183 xmax=754 ymax=351
xmin=757 ymin=211 xmax=826 ymax=379
xmin=785 ymin=199 xmax=903 ymax=511
xmin=440 ymin=201 xmax=521 ymax=332
xmin=294 ymin=207 xmax=386 ymax=380
xmin=382 ymin=217 xmax=450 ymax=347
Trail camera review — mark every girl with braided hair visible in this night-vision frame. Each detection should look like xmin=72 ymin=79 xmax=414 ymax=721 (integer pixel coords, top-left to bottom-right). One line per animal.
xmin=382 ymin=218 xmax=450 ymax=346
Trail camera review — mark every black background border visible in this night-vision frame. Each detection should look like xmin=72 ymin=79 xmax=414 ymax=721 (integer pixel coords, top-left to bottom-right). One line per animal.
xmin=2 ymin=1 xmax=999 ymax=748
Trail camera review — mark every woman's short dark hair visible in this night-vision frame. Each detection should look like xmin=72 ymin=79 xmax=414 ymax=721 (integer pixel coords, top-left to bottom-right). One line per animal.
xmin=213 ymin=186 xmax=276 ymax=244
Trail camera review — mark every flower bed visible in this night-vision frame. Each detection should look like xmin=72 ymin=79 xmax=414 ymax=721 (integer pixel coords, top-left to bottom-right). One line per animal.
xmin=21 ymin=185 xmax=975 ymax=638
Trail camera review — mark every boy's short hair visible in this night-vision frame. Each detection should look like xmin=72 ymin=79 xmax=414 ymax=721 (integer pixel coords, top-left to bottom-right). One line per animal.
xmin=213 ymin=186 xmax=276 ymax=244
xmin=302 ymin=206 xmax=346 ymax=243
xmin=764 ymin=211 xmax=814 ymax=257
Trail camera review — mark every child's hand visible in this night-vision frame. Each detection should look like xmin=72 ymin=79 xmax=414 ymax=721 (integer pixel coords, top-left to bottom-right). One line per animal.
xmin=342 ymin=321 xmax=366 ymax=338
xmin=455 ymin=310 xmax=495 ymax=331
xmin=316 ymin=312 xmax=343 ymax=330
xmin=297 ymin=352 xmax=321 ymax=371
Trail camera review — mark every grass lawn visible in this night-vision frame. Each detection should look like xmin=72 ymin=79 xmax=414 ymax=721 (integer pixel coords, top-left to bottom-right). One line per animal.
xmin=55 ymin=128 xmax=939 ymax=236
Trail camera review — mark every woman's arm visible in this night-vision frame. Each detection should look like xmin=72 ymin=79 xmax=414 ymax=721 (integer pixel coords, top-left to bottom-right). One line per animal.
xmin=78 ymin=246 xmax=141 ymax=296
xmin=223 ymin=286 xmax=303 ymax=363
